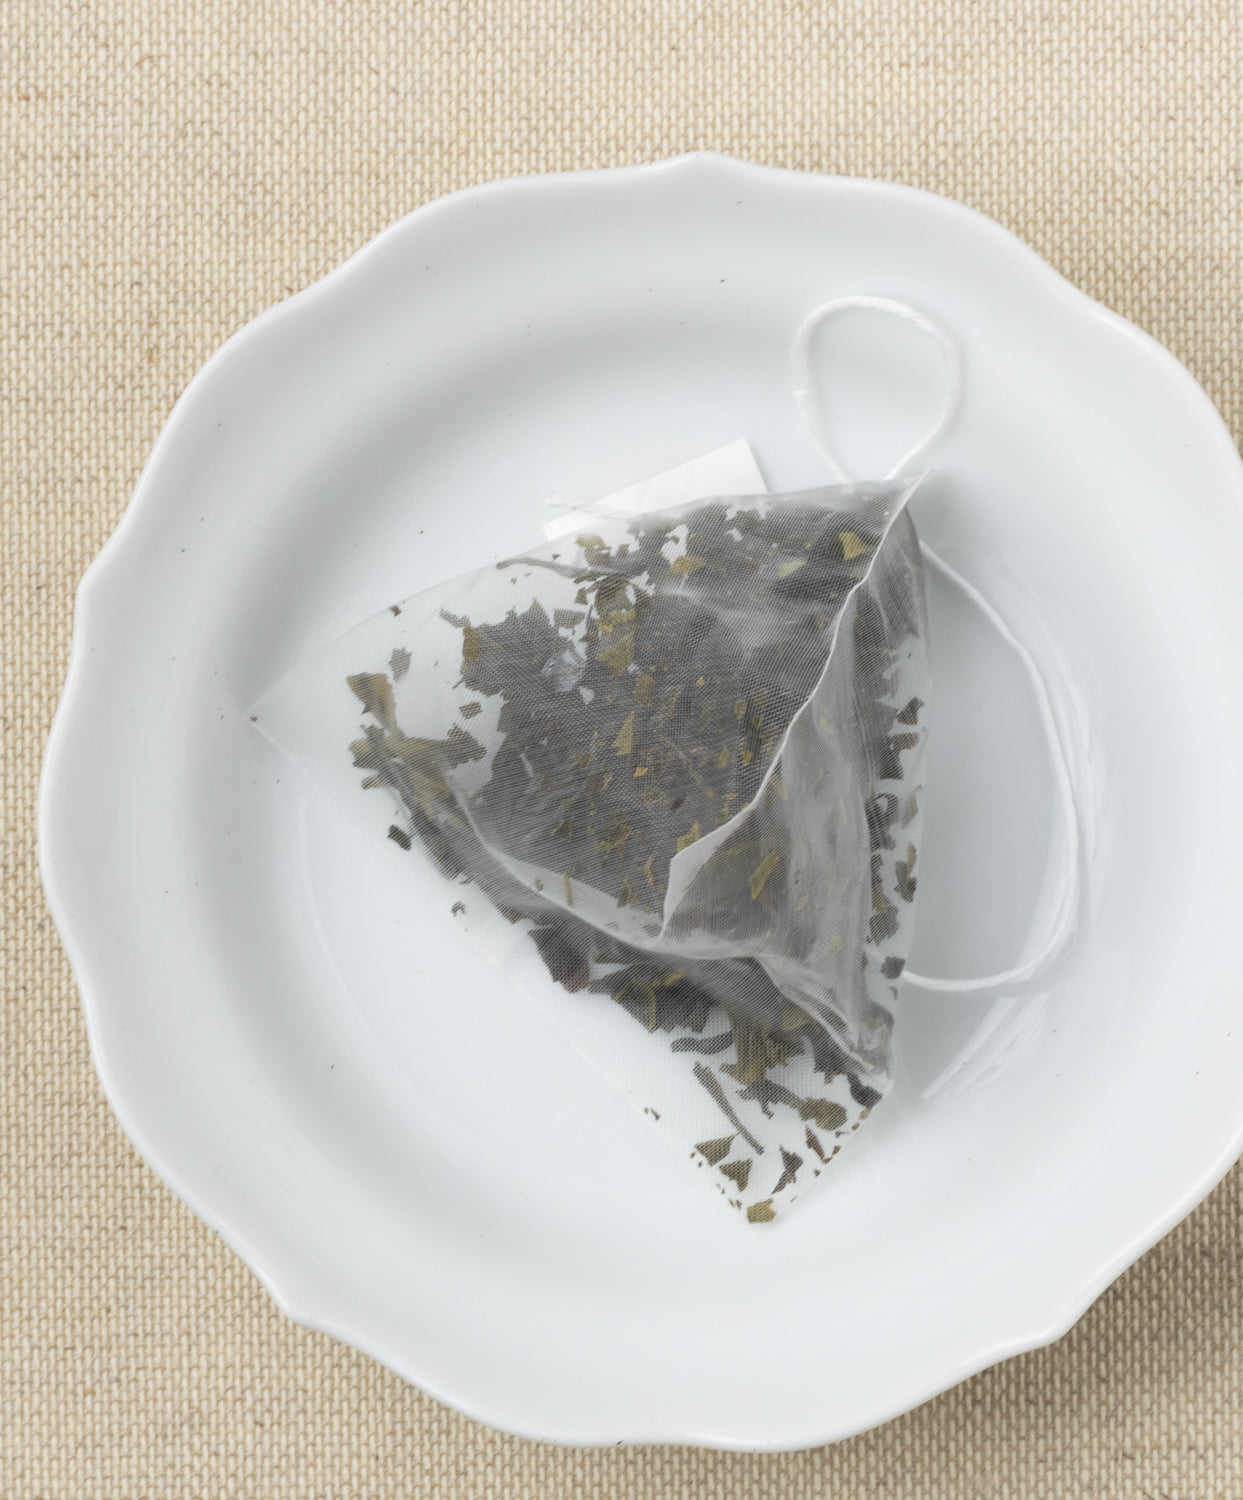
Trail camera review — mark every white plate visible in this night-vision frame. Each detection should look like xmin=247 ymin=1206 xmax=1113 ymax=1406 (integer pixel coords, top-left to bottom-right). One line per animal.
xmin=39 ymin=153 xmax=1243 ymax=1450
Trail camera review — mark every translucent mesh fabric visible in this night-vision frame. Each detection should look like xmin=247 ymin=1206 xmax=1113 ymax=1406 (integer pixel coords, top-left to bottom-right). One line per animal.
xmin=254 ymin=478 xmax=929 ymax=1221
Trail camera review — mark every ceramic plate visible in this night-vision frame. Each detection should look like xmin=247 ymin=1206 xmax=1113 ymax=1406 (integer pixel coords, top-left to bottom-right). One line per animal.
xmin=39 ymin=154 xmax=1243 ymax=1450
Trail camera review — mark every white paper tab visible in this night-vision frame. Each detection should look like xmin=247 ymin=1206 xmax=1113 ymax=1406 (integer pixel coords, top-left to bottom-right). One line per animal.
xmin=542 ymin=439 xmax=767 ymax=541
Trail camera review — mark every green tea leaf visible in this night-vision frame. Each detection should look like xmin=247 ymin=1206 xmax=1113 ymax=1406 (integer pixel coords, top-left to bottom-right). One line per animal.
xmin=774 ymin=1147 xmax=802 ymax=1193
xmin=748 ymin=851 xmax=779 ymax=900
xmin=693 ymin=1063 xmax=763 ymax=1154
xmin=720 ymin=1157 xmax=752 ymax=1190
xmin=347 ymin=672 xmax=397 ymax=733
xmin=676 ymin=820 xmax=701 ymax=853
xmin=460 ymin=621 xmax=482 ymax=666
xmin=695 ymin=1135 xmax=735 ymax=1166
xmin=597 ymin=629 xmax=635 ymax=675
xmin=799 ymin=1098 xmax=847 ymax=1132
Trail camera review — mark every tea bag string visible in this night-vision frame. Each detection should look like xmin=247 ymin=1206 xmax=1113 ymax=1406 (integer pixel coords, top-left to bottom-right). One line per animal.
xmin=900 ymin=548 xmax=1081 ymax=993
xmin=792 ymin=295 xmax=962 ymax=484
xmin=793 ymin=294 xmax=1081 ymax=993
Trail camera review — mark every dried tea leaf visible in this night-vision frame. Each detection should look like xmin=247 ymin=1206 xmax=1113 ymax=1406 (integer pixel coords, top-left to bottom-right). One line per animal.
xmin=774 ymin=1147 xmax=802 ymax=1193
xmin=848 ymin=1073 xmax=883 ymax=1110
xmin=694 ymin=1063 xmax=763 ymax=1154
xmin=734 ymin=1075 xmax=804 ymax=1117
xmin=799 ymin=1098 xmax=847 ymax=1132
xmin=347 ymin=672 xmax=398 ymax=733
xmin=895 ymin=843 xmax=917 ymax=902
xmin=443 ymin=723 xmax=486 ymax=765
xmin=460 ymin=621 xmax=482 ymax=666
xmin=748 ymin=851 xmax=779 ymax=900
xmin=676 ymin=820 xmax=702 ymax=853
xmin=530 ymin=923 xmax=591 ymax=993
xmin=695 ymin=1135 xmax=736 ymax=1166
xmin=597 ymin=629 xmax=635 ymax=675
xmin=671 ymin=1031 xmax=734 ymax=1055
xmin=720 ymin=1157 xmax=752 ymax=1190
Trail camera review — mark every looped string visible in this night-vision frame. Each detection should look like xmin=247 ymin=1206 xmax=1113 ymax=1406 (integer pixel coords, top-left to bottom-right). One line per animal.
xmin=792 ymin=295 xmax=963 ymax=483
xmin=902 ymin=548 xmax=1081 ymax=992
xmin=791 ymin=294 xmax=1080 ymax=993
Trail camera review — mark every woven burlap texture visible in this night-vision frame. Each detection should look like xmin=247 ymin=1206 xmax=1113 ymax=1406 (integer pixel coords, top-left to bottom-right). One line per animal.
xmin=4 ymin=3 xmax=1241 ymax=1496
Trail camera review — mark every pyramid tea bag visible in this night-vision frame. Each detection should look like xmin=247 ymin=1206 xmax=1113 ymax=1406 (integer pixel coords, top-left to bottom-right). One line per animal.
xmin=253 ymin=477 xmax=929 ymax=1221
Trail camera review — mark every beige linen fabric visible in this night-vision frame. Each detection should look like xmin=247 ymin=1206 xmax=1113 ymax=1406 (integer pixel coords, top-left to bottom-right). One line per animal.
xmin=3 ymin=3 xmax=1242 ymax=1495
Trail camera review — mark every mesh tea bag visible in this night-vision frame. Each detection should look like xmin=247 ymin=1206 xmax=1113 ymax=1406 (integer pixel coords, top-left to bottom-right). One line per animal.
xmin=254 ymin=477 xmax=929 ymax=1221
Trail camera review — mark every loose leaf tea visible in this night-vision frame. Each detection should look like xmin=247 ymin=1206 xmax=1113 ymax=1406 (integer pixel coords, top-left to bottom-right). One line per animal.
xmin=252 ymin=478 xmax=929 ymax=1221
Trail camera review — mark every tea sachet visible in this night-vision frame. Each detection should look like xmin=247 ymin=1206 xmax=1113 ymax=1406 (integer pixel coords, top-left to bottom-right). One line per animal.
xmin=253 ymin=478 xmax=929 ymax=1221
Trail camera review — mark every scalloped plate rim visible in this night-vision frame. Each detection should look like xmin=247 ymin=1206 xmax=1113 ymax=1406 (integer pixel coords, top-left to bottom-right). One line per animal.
xmin=38 ymin=151 xmax=1243 ymax=1450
